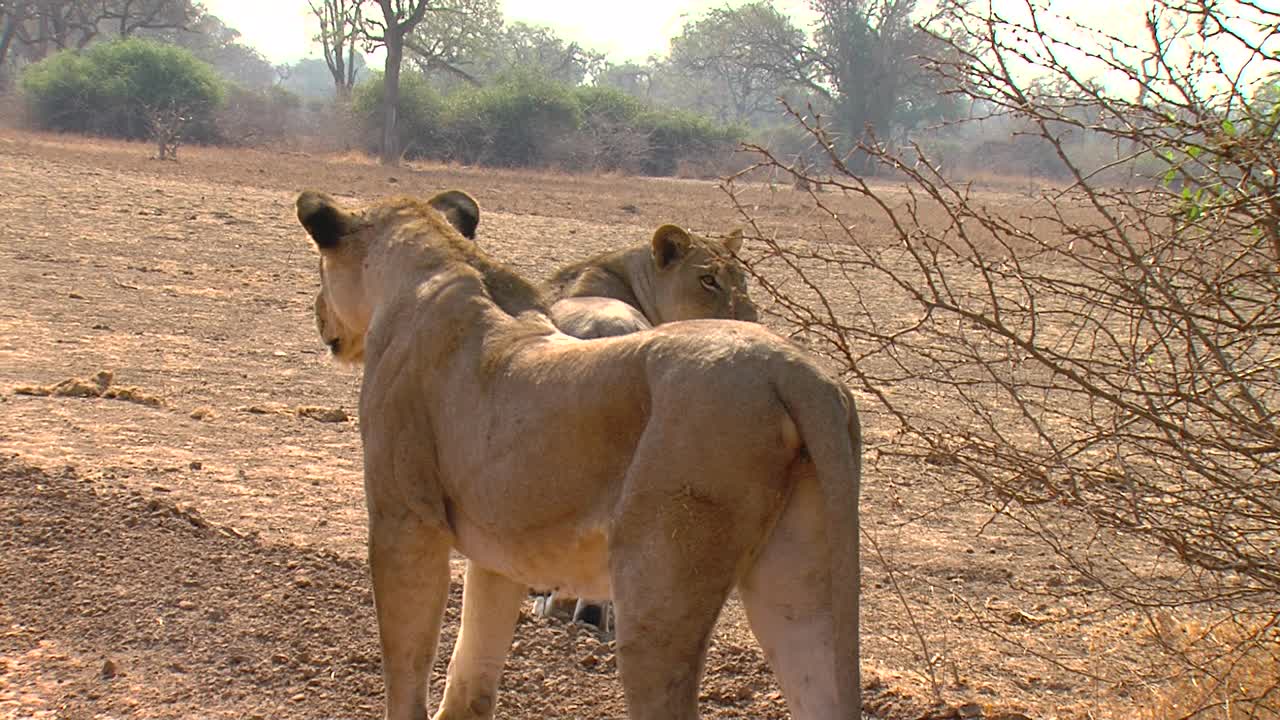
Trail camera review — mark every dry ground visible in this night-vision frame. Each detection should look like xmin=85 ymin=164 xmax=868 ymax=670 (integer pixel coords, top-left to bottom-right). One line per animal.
xmin=0 ymin=129 xmax=1161 ymax=719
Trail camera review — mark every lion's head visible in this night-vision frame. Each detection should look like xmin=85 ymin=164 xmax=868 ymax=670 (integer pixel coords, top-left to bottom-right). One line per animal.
xmin=647 ymin=225 xmax=758 ymax=323
xmin=303 ymin=188 xmax=502 ymax=364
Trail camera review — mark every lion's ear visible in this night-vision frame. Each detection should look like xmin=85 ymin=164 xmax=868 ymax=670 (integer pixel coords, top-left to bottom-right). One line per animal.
xmin=428 ymin=190 xmax=480 ymax=240
xmin=723 ymin=228 xmax=744 ymax=254
xmin=651 ymin=224 xmax=692 ymax=269
xmin=297 ymin=191 xmax=352 ymax=250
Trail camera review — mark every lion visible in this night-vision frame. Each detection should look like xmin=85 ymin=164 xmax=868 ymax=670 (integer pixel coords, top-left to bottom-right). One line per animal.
xmin=297 ymin=189 xmax=861 ymax=720
xmin=545 ymin=224 xmax=758 ymax=338
xmin=546 ymin=295 xmax=651 ymax=340
xmin=540 ymin=225 xmax=761 ymax=630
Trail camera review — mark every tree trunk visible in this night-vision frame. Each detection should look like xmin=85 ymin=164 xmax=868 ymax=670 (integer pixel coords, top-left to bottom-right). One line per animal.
xmin=380 ymin=38 xmax=402 ymax=165
xmin=0 ymin=16 xmax=17 ymax=85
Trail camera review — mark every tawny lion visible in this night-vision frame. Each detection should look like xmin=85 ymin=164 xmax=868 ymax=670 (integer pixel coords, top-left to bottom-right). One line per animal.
xmin=539 ymin=225 xmax=761 ymax=630
xmin=545 ymin=224 xmax=758 ymax=338
xmin=297 ymin=189 xmax=861 ymax=720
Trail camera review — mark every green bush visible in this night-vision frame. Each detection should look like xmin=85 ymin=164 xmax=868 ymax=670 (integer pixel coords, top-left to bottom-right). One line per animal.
xmin=218 ymin=84 xmax=304 ymax=146
xmin=636 ymin=109 xmax=746 ymax=176
xmin=441 ymin=72 xmax=582 ymax=167
xmin=351 ymin=71 xmax=443 ymax=159
xmin=21 ymin=38 xmax=224 ymax=143
xmin=572 ymin=85 xmax=645 ymax=126
xmin=351 ymin=69 xmax=742 ymax=175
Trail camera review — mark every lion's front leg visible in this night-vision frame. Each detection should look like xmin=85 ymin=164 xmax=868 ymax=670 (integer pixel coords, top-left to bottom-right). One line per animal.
xmin=369 ymin=512 xmax=453 ymax=720
xmin=433 ymin=561 xmax=526 ymax=720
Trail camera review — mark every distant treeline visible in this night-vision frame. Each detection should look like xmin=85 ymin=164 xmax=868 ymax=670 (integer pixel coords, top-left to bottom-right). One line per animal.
xmin=16 ymin=37 xmax=748 ymax=176
xmin=349 ymin=70 xmax=745 ymax=175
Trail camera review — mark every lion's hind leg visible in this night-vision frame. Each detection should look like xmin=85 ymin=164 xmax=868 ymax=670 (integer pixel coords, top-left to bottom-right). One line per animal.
xmin=609 ymin=467 xmax=780 ymax=719
xmin=738 ymin=462 xmax=844 ymax=720
xmin=610 ymin=512 xmax=739 ymax=720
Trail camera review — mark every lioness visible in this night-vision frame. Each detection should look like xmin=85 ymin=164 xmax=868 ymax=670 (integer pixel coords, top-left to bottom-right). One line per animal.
xmin=541 ymin=225 xmax=761 ymax=630
xmin=298 ymin=189 xmax=861 ymax=720
xmin=546 ymin=225 xmax=758 ymax=336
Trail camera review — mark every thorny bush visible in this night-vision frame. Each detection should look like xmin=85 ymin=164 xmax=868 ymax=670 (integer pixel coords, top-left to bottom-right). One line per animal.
xmin=727 ymin=1 xmax=1279 ymax=716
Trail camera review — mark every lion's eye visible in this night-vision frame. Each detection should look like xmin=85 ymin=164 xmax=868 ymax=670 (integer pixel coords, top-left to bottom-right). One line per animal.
xmin=699 ymin=274 xmax=720 ymax=291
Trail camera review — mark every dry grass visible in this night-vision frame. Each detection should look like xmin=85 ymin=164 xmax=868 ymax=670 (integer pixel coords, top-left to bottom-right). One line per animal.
xmin=6 ymin=125 xmax=1273 ymax=719
xmin=1134 ymin=618 xmax=1280 ymax=720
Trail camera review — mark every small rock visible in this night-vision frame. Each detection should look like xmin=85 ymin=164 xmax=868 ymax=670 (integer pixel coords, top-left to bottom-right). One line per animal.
xmin=177 ymin=599 xmax=196 ymax=610
xmin=291 ymin=693 xmax=306 ymax=703
xmin=100 ymin=659 xmax=118 ymax=679
xmin=103 ymin=386 xmax=163 ymax=407
xmin=296 ymin=406 xmax=349 ymax=423
xmin=69 ymin=292 xmax=85 ymax=300
xmin=958 ymin=703 xmax=984 ymax=719
xmin=243 ymin=403 xmax=289 ymax=415
xmin=189 ymin=460 xmax=203 ymax=470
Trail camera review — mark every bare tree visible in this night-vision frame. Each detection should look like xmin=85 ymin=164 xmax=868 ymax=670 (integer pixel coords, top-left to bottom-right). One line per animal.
xmin=308 ymin=0 xmax=362 ymax=101
xmin=99 ymin=0 xmax=196 ymax=37
xmin=0 ymin=0 xmax=196 ymax=63
xmin=14 ymin=0 xmax=101 ymax=56
xmin=729 ymin=0 xmax=1279 ymax=713
xmin=493 ymin=21 xmax=606 ymax=86
xmin=668 ymin=0 xmax=959 ymax=170
xmin=143 ymin=97 xmax=189 ymax=159
xmin=402 ymin=0 xmax=499 ymax=88
xmin=0 ymin=1 xmax=30 ymax=74
xmin=362 ymin=0 xmax=430 ymax=165
xmin=668 ymin=2 xmax=807 ymax=125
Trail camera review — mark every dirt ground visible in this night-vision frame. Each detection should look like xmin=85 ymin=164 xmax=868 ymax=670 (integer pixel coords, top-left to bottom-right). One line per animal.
xmin=0 ymin=129 xmax=1161 ymax=720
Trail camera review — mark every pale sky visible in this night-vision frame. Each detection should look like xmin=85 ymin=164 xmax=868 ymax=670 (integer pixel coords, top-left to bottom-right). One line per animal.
xmin=200 ymin=0 xmax=815 ymax=66
xmin=200 ymin=0 xmax=1178 ymax=88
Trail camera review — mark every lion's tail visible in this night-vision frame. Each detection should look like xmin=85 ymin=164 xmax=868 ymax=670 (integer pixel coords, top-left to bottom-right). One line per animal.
xmin=778 ymin=367 xmax=862 ymax=718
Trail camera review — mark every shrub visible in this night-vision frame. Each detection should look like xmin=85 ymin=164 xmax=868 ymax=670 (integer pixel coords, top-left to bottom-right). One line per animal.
xmin=20 ymin=51 xmax=101 ymax=134
xmin=351 ymin=69 xmax=741 ymax=174
xmin=351 ymin=71 xmax=443 ymax=159
xmin=555 ymin=86 xmax=653 ymax=172
xmin=217 ymin=85 xmax=303 ymax=147
xmin=636 ymin=108 xmax=746 ymax=176
xmin=21 ymin=38 xmax=224 ymax=156
xmin=441 ymin=72 xmax=582 ymax=167
xmin=572 ymin=85 xmax=645 ymax=126
xmin=731 ymin=1 xmax=1280 ymax=714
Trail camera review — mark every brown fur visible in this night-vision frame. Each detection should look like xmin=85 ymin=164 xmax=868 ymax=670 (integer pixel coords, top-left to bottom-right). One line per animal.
xmin=541 ymin=228 xmax=763 ymax=626
xmin=544 ymin=225 xmax=758 ymax=329
xmin=299 ymin=189 xmax=861 ymax=720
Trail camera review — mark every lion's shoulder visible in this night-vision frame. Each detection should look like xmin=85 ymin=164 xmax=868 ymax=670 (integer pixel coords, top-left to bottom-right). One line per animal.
xmin=544 ymin=247 xmax=643 ymax=305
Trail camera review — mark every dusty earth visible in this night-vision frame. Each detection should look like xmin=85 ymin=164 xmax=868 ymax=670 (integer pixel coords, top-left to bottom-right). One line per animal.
xmin=0 ymin=129 xmax=1165 ymax=720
